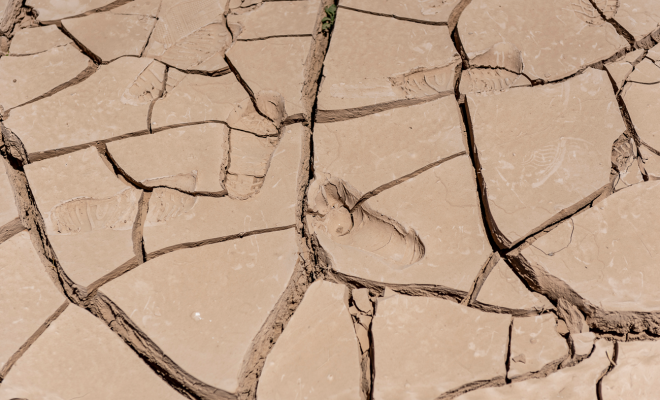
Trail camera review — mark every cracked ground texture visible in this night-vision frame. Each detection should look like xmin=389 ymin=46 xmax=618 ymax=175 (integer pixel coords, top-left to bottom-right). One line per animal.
xmin=1 ymin=0 xmax=660 ymax=398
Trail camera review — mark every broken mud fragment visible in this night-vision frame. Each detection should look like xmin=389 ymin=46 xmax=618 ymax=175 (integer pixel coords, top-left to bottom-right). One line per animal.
xmin=373 ymin=293 xmax=510 ymax=399
xmin=313 ymin=95 xmax=464 ymax=195
xmin=611 ymin=135 xmax=643 ymax=191
xmin=602 ymin=340 xmax=660 ymax=399
xmin=226 ymin=36 xmax=310 ymax=116
xmin=62 ymin=11 xmax=157 ymax=63
xmin=517 ymin=180 xmax=660 ymax=312
xmin=0 ymin=231 xmax=64 ymax=369
xmin=470 ymin=42 xmax=524 ymax=73
xmin=26 ymin=0 xmax=118 ymax=21
xmin=5 ymin=57 xmax=163 ymax=156
xmin=0 ymin=304 xmax=186 ymax=399
xmin=107 ymin=123 xmax=229 ymax=193
xmin=143 ymin=124 xmax=301 ymax=252
xmin=144 ymin=0 xmax=232 ymax=73
xmin=508 ymin=315 xmax=569 ymax=378
xmin=467 ymin=68 xmax=625 ymax=248
xmin=605 ymin=61 xmax=634 ymax=92
xmin=476 ymin=259 xmax=553 ymax=311
xmin=103 ymin=229 xmax=297 ymax=392
xmin=257 ymin=280 xmax=362 ymax=399
xmin=455 ymin=340 xmax=613 ymax=399
xmin=622 ymin=81 xmax=660 ymax=151
xmin=8 ymin=25 xmax=71 ymax=55
xmin=626 ymin=58 xmax=660 ymax=83
xmin=0 ymin=43 xmax=90 ymax=110
xmin=459 ymin=0 xmax=628 ymax=82
xmin=226 ymin=130 xmax=279 ymax=199
xmin=0 ymin=158 xmax=18 ymax=228
xmin=229 ymin=0 xmax=319 ymax=39
xmin=317 ymin=8 xmax=459 ymax=111
xmin=594 ymin=0 xmax=660 ymax=45
xmin=339 ymin=0 xmax=461 ymax=24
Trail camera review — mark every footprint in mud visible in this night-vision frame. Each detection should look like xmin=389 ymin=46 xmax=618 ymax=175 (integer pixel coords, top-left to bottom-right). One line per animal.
xmin=307 ymin=174 xmax=425 ymax=269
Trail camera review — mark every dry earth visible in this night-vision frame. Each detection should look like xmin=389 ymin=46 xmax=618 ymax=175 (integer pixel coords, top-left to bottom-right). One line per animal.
xmin=1 ymin=0 xmax=660 ymax=398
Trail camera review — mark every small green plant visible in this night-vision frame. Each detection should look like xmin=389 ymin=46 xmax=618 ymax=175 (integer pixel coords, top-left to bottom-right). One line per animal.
xmin=321 ymin=5 xmax=337 ymax=34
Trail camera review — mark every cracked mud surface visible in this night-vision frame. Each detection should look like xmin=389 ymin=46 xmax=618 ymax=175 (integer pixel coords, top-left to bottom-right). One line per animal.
xmin=1 ymin=0 xmax=660 ymax=398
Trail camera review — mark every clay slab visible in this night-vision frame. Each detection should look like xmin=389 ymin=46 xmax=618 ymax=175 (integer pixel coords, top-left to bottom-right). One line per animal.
xmin=459 ymin=0 xmax=629 ymax=82
xmin=456 ymin=340 xmax=613 ymax=400
xmin=320 ymin=155 xmax=490 ymax=291
xmin=257 ymin=280 xmax=362 ymax=399
xmin=622 ymin=81 xmax=660 ymax=151
xmin=62 ymin=12 xmax=157 ymax=63
xmin=26 ymin=0 xmax=116 ymax=21
xmin=639 ymin=146 xmax=660 ymax=178
xmin=602 ymin=340 xmax=660 ymax=399
xmin=373 ymin=294 xmax=510 ymax=399
xmin=8 ymin=25 xmax=72 ymax=55
xmin=459 ymin=68 xmax=532 ymax=95
xmin=144 ymin=0 xmax=232 ymax=72
xmin=0 ymin=305 xmax=185 ymax=399
xmin=605 ymin=61 xmax=634 ymax=91
xmin=339 ymin=0 xmax=462 ymax=24
xmin=112 ymin=0 xmax=162 ymax=16
xmin=627 ymin=58 xmax=660 ymax=84
xmin=226 ymin=36 xmax=310 ymax=117
xmin=0 ymin=44 xmax=90 ymax=110
xmin=143 ymin=124 xmax=302 ymax=252
xmin=0 ymin=231 xmax=64 ymax=368
xmin=476 ymin=259 xmax=552 ymax=310
xmin=0 ymin=159 xmax=18 ymax=228
xmin=24 ymin=147 xmax=139 ymax=286
xmin=467 ymin=69 xmax=625 ymax=247
xmin=648 ymin=43 xmax=660 ymax=61
xmin=103 ymin=229 xmax=297 ymax=392
xmin=313 ymin=95 xmax=464 ymax=194
xmin=232 ymin=0 xmax=319 ymax=39
xmin=520 ymin=181 xmax=660 ymax=312
xmin=509 ymin=315 xmax=569 ymax=377
xmin=318 ymin=8 xmax=459 ymax=111
xmin=5 ymin=57 xmax=163 ymax=155
xmin=151 ymin=72 xmax=249 ymax=131
xmin=596 ymin=0 xmax=660 ymax=43
xmin=107 ymin=123 xmax=230 ymax=193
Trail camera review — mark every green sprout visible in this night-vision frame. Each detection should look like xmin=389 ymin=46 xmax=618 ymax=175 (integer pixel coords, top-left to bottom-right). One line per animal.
xmin=321 ymin=5 xmax=337 ymax=34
